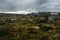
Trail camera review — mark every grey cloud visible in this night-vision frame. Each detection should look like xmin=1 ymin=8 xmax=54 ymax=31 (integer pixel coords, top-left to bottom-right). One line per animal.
xmin=0 ymin=0 xmax=60 ymax=12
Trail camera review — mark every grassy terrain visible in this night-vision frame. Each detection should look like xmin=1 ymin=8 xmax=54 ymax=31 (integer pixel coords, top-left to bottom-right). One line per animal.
xmin=0 ymin=13 xmax=60 ymax=40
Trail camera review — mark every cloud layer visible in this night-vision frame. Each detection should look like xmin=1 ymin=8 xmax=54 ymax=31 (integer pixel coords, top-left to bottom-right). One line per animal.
xmin=0 ymin=0 xmax=60 ymax=12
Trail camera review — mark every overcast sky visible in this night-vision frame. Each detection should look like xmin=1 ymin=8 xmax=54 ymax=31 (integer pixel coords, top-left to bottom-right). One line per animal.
xmin=0 ymin=0 xmax=60 ymax=13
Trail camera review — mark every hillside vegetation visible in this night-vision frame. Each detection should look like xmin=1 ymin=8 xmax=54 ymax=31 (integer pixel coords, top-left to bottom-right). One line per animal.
xmin=0 ymin=12 xmax=60 ymax=40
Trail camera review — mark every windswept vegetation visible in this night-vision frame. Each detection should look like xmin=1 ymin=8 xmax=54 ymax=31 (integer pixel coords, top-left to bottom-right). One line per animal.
xmin=0 ymin=12 xmax=60 ymax=40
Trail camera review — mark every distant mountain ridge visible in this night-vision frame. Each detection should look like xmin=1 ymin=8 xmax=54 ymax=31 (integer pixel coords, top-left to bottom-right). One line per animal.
xmin=0 ymin=12 xmax=60 ymax=17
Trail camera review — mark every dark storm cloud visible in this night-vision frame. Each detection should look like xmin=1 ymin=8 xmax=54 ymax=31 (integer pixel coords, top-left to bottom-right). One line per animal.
xmin=0 ymin=0 xmax=60 ymax=12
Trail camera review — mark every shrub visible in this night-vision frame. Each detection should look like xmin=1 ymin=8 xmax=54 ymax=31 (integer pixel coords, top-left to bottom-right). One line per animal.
xmin=40 ymin=26 xmax=53 ymax=32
